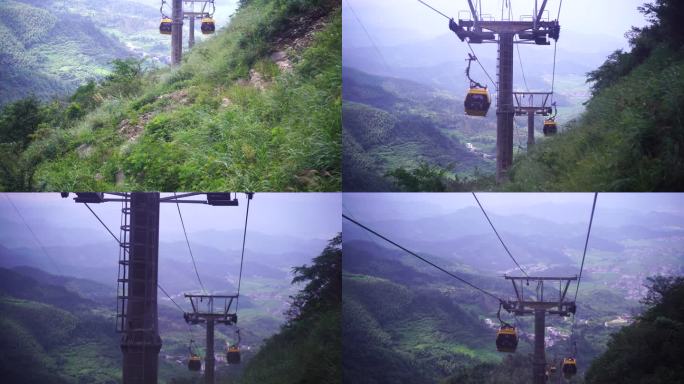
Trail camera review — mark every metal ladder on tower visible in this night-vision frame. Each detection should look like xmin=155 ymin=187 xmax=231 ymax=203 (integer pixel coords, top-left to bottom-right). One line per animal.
xmin=116 ymin=194 xmax=131 ymax=332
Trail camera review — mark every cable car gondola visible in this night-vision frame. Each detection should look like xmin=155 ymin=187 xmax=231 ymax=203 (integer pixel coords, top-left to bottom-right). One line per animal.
xmin=543 ymin=101 xmax=558 ymax=136
xmin=201 ymin=17 xmax=216 ymax=34
xmin=543 ymin=118 xmax=558 ymax=136
xmin=463 ymin=53 xmax=491 ymax=117
xmin=226 ymin=329 xmax=241 ymax=364
xmin=188 ymin=354 xmax=202 ymax=371
xmin=496 ymin=324 xmax=518 ymax=353
xmin=465 ymin=87 xmax=491 ymax=117
xmin=226 ymin=345 xmax=241 ymax=364
xmin=187 ymin=340 xmax=202 ymax=371
xmin=159 ymin=17 xmax=172 ymax=35
xmin=562 ymin=357 xmax=577 ymax=379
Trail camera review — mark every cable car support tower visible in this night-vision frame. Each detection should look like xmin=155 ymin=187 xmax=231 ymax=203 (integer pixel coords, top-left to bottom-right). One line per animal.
xmin=66 ymin=192 xmax=241 ymax=384
xmin=502 ymin=275 xmax=577 ymax=384
xmin=448 ymin=0 xmax=560 ymax=182
xmin=513 ymin=91 xmax=553 ymax=147
xmin=166 ymin=0 xmax=216 ymax=64
xmin=184 ymin=295 xmax=238 ymax=384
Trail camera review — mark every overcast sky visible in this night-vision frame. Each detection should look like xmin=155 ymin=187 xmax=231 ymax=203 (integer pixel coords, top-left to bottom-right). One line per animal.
xmin=1 ymin=193 xmax=341 ymax=243
xmin=344 ymin=0 xmax=649 ymax=48
xmin=343 ymin=192 xmax=684 ymax=221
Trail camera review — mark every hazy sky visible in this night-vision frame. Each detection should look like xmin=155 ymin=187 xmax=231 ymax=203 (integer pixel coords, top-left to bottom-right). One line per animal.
xmin=1 ymin=193 xmax=341 ymax=243
xmin=344 ymin=193 xmax=684 ymax=221
xmin=344 ymin=0 xmax=649 ymax=48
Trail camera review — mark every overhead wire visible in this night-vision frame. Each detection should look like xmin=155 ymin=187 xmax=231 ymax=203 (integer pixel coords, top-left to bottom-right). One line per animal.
xmin=344 ymin=0 xmax=392 ymax=73
xmin=81 ymin=197 xmax=187 ymax=319
xmin=568 ymin=192 xmax=598 ymax=357
xmin=342 ymin=213 xmax=504 ymax=302
xmin=416 ymin=0 xmax=499 ymax=90
xmin=465 ymin=42 xmax=498 ymax=91
xmin=174 ymin=193 xmax=207 ymax=294
xmin=235 ymin=193 xmax=252 ymax=313
xmin=158 ymin=283 xmax=193 ymax=361
xmin=4 ymin=194 xmax=63 ymax=275
xmin=508 ymin=1 xmax=528 ymax=93
xmin=516 ymin=43 xmax=529 ymax=92
xmin=158 ymin=282 xmax=186 ymax=313
xmin=84 ymin=203 xmax=121 ymax=244
xmin=507 ymin=1 xmax=529 ymax=150
xmin=573 ymin=192 xmax=598 ymax=302
xmin=550 ymin=0 xmax=563 ymax=101
xmin=472 ymin=193 xmax=529 ymax=277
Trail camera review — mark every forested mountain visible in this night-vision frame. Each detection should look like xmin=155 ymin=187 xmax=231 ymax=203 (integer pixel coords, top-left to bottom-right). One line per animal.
xmin=0 ymin=0 xmax=341 ymax=191
xmin=341 ymin=203 xmax=684 ymax=383
xmin=0 ymin=234 xmax=341 ymax=383
xmin=343 ymin=67 xmax=493 ymax=191
xmin=0 ymin=0 xmax=132 ymax=105
xmin=0 ymin=267 xmax=122 ymax=383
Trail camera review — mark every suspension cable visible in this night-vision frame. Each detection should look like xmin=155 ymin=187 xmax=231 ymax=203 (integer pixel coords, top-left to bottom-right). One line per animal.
xmin=174 ymin=193 xmax=207 ymax=294
xmin=84 ymin=203 xmax=121 ymax=245
xmin=415 ymin=0 xmax=498 ymax=91
xmin=4 ymin=194 xmax=63 ymax=275
xmin=508 ymin=1 xmax=529 ymax=93
xmin=573 ymin=192 xmax=598 ymax=301
xmin=466 ymin=42 xmax=498 ymax=91
xmin=345 ymin=0 xmax=392 ymax=73
xmin=417 ymin=0 xmax=451 ymax=19
xmin=472 ymin=193 xmax=529 ymax=277
xmin=235 ymin=193 xmax=253 ymax=313
xmin=158 ymin=283 xmax=185 ymax=313
xmin=516 ymin=43 xmax=529 ymax=92
xmin=550 ymin=0 xmax=563 ymax=101
xmin=342 ymin=213 xmax=504 ymax=302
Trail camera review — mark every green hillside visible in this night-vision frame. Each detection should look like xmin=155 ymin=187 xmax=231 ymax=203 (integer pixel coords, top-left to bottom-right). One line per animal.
xmin=0 ymin=268 xmax=121 ymax=384
xmin=0 ymin=0 xmax=132 ymax=105
xmin=240 ymin=234 xmax=341 ymax=384
xmin=340 ymin=235 xmax=650 ymax=383
xmin=0 ymin=0 xmax=341 ymax=191
xmin=504 ymin=0 xmax=684 ymax=191
xmin=342 ymin=67 xmax=493 ymax=191
xmin=343 ymin=274 xmax=499 ymax=384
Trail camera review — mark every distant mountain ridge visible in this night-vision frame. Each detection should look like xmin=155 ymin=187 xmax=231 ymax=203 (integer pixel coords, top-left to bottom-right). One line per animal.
xmin=0 ymin=0 xmax=133 ymax=105
xmin=343 ymin=66 xmax=492 ymax=191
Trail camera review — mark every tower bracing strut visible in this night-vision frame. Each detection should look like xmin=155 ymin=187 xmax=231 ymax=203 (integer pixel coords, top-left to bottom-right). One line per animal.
xmin=502 ymin=275 xmax=577 ymax=384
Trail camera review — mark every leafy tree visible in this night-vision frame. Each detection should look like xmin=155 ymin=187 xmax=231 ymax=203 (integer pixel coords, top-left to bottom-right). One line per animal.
xmin=70 ymin=80 xmax=101 ymax=112
xmin=584 ymin=276 xmax=684 ymax=384
xmin=586 ymin=0 xmax=683 ymax=96
xmin=387 ymin=162 xmax=449 ymax=192
xmin=102 ymin=58 xmax=145 ymax=98
xmin=240 ymin=235 xmax=341 ymax=384
xmin=0 ymin=97 xmax=45 ymax=190
xmin=287 ymin=233 xmax=342 ymax=322
xmin=0 ymin=96 xmax=43 ymax=146
xmin=638 ymin=0 xmax=684 ymax=48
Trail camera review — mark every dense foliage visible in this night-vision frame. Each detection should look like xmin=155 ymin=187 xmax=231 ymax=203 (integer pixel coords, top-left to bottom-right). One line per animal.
xmin=240 ymin=234 xmax=341 ymax=384
xmin=1 ymin=0 xmax=341 ymax=191
xmin=585 ymin=276 xmax=684 ymax=384
xmin=505 ymin=0 xmax=684 ymax=191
